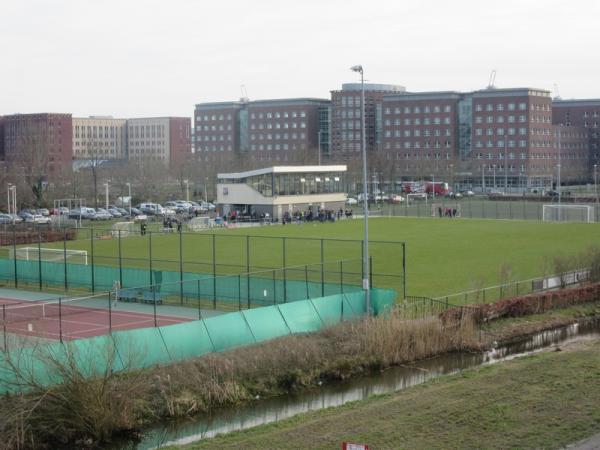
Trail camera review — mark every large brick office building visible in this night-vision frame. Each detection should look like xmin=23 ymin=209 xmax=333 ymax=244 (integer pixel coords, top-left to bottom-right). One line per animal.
xmin=194 ymin=98 xmax=330 ymax=168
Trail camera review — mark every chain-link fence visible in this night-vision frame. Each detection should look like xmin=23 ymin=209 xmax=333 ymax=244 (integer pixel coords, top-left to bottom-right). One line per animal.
xmin=0 ymin=227 xmax=407 ymax=300
xmin=356 ymin=197 xmax=600 ymax=222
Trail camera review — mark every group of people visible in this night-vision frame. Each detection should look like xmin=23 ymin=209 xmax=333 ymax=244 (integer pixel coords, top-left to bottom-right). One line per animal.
xmin=438 ymin=207 xmax=458 ymax=218
xmin=163 ymin=216 xmax=183 ymax=232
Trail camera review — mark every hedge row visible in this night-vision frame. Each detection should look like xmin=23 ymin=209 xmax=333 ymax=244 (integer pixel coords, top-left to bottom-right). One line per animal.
xmin=0 ymin=229 xmax=77 ymax=246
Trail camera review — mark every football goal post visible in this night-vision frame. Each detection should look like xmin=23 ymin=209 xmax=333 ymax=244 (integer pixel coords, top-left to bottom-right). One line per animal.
xmin=542 ymin=204 xmax=595 ymax=223
xmin=10 ymin=247 xmax=88 ymax=265
xmin=111 ymin=221 xmax=137 ymax=237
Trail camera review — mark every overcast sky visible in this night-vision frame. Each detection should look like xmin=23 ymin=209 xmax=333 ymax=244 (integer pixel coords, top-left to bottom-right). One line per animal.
xmin=2 ymin=0 xmax=599 ymax=118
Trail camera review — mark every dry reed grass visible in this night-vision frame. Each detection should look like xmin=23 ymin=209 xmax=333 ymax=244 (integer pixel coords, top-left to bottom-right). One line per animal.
xmin=0 ymin=308 xmax=479 ymax=449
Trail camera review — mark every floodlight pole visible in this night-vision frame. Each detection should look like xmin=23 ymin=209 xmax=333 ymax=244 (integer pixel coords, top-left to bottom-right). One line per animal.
xmin=351 ymin=64 xmax=370 ymax=313
xmin=126 ymin=182 xmax=132 ymax=216
xmin=184 ymin=179 xmax=189 ymax=202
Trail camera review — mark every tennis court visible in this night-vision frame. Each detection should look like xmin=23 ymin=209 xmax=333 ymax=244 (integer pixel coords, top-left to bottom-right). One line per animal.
xmin=0 ymin=289 xmax=194 ymax=342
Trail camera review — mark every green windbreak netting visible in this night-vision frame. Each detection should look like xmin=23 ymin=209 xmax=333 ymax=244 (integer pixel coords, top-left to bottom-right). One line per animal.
xmin=202 ymin=312 xmax=256 ymax=352
xmin=111 ymin=327 xmax=172 ymax=368
xmin=0 ymin=288 xmax=398 ymax=394
xmin=311 ymin=295 xmax=343 ymax=326
xmin=0 ymin=259 xmax=363 ymax=307
xmin=160 ymin=320 xmax=215 ymax=361
xmin=242 ymin=306 xmax=292 ymax=342
xmin=278 ymin=300 xmax=324 ymax=333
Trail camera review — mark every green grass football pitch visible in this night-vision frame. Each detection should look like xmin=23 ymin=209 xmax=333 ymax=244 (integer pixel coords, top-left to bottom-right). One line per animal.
xmin=50 ymin=217 xmax=600 ymax=299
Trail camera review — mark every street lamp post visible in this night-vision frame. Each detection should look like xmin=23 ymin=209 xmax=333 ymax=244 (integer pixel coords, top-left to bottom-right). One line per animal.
xmin=184 ymin=179 xmax=190 ymax=202
xmin=481 ymin=165 xmax=486 ymax=193
xmin=126 ymin=182 xmax=132 ymax=216
xmin=350 ymin=64 xmax=370 ymax=313
xmin=594 ymin=164 xmax=598 ymax=204
xmin=204 ymin=176 xmax=209 ymax=203
xmin=104 ymin=182 xmax=109 ymax=211
xmin=7 ymin=183 xmax=12 ymax=215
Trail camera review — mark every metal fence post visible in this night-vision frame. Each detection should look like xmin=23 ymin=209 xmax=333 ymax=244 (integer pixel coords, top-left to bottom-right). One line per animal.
xmin=305 ymin=264 xmax=310 ymax=299
xmin=58 ymin=297 xmax=63 ymax=343
xmin=282 ymin=237 xmax=287 ymax=302
xmin=340 ymin=260 xmax=344 ymax=294
xmin=402 ymin=242 xmax=407 ymax=299
xmin=3 ymin=304 xmax=7 ymax=351
xmin=108 ymin=289 xmax=112 ymax=334
xmin=118 ymin=230 xmax=123 ymax=289
xmin=63 ymin=230 xmax=68 ymax=291
xmin=197 ymin=278 xmax=202 ymax=318
xmin=179 ymin=229 xmax=184 ymax=305
xmin=320 ymin=239 xmax=325 ymax=297
xmin=212 ymin=234 xmax=217 ymax=307
xmin=369 ymin=256 xmax=373 ymax=289
xmin=12 ymin=226 xmax=18 ymax=288
xmin=238 ymin=274 xmax=242 ymax=311
xmin=153 ymin=283 xmax=157 ymax=327
xmin=272 ymin=270 xmax=277 ymax=305
xmin=37 ymin=232 xmax=42 ymax=290
xmin=149 ymin=232 xmax=153 ymax=286
xmin=90 ymin=227 xmax=95 ymax=292
xmin=246 ymin=235 xmax=250 ymax=308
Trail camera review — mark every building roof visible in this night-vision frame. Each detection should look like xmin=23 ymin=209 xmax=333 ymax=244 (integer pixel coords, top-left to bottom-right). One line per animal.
xmin=472 ymin=87 xmax=551 ymax=98
xmin=195 ymin=98 xmax=329 ymax=110
xmin=552 ymin=99 xmax=600 ymax=107
xmin=218 ymin=165 xmax=347 ymax=179
xmin=383 ymin=91 xmax=463 ymax=102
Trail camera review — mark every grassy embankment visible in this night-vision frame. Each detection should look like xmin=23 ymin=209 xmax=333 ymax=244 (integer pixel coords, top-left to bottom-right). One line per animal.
xmin=180 ymin=338 xmax=600 ymax=450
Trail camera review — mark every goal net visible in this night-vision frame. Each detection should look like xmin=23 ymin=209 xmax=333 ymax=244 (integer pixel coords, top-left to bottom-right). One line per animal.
xmin=431 ymin=203 xmax=461 ymax=218
xmin=10 ymin=247 xmax=88 ymax=265
xmin=188 ymin=216 xmax=213 ymax=231
xmin=542 ymin=204 xmax=595 ymax=223
xmin=111 ymin=221 xmax=137 ymax=237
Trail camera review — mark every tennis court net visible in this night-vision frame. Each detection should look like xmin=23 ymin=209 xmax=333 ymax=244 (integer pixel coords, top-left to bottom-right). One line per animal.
xmin=0 ymin=295 xmax=110 ymax=325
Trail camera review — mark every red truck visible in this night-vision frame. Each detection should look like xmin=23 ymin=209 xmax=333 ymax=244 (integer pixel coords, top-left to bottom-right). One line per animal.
xmin=424 ymin=182 xmax=450 ymax=196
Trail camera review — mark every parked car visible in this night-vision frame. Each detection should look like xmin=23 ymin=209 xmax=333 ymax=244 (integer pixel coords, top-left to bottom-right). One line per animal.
xmin=22 ymin=213 xmax=51 ymax=224
xmin=7 ymin=214 xmax=23 ymax=223
xmin=0 ymin=213 xmax=15 ymax=224
xmin=69 ymin=207 xmax=97 ymax=220
xmin=547 ymin=190 xmax=560 ymax=197
xmin=36 ymin=208 xmax=50 ymax=217
xmin=460 ymin=190 xmax=475 ymax=197
xmin=107 ymin=207 xmax=123 ymax=218
xmin=488 ymin=189 xmax=504 ymax=197
xmin=94 ymin=208 xmax=113 ymax=220
xmin=447 ymin=192 xmax=463 ymax=198
xmin=165 ymin=201 xmax=189 ymax=214
xmin=345 ymin=197 xmax=358 ymax=206
xmin=389 ymin=194 xmax=404 ymax=204
xmin=137 ymin=203 xmax=164 ymax=215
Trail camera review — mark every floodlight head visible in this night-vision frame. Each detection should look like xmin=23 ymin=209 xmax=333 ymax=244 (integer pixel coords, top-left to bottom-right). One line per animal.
xmin=350 ymin=65 xmax=363 ymax=73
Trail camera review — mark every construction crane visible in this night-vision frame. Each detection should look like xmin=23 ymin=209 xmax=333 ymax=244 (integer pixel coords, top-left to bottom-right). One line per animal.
xmin=240 ymin=85 xmax=249 ymax=103
xmin=487 ymin=70 xmax=497 ymax=89
xmin=553 ymin=83 xmax=561 ymax=100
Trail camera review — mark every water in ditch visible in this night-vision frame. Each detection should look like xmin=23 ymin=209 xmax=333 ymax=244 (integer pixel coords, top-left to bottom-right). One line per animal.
xmin=120 ymin=319 xmax=600 ymax=449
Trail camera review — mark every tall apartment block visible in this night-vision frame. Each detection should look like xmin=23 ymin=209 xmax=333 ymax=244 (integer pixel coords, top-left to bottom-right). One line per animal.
xmin=194 ymin=98 xmax=330 ymax=165
xmin=72 ymin=116 xmax=127 ymax=161
xmin=127 ymin=117 xmax=191 ymax=165
xmin=377 ymin=87 xmax=590 ymax=189
xmin=552 ymin=99 xmax=600 ymax=173
xmin=72 ymin=116 xmax=191 ymax=166
xmin=1 ymin=113 xmax=73 ymax=178
xmin=330 ymin=83 xmax=405 ymax=161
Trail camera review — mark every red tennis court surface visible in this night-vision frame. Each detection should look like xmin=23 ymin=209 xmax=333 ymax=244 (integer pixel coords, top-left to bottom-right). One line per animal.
xmin=1 ymin=298 xmax=193 ymax=341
